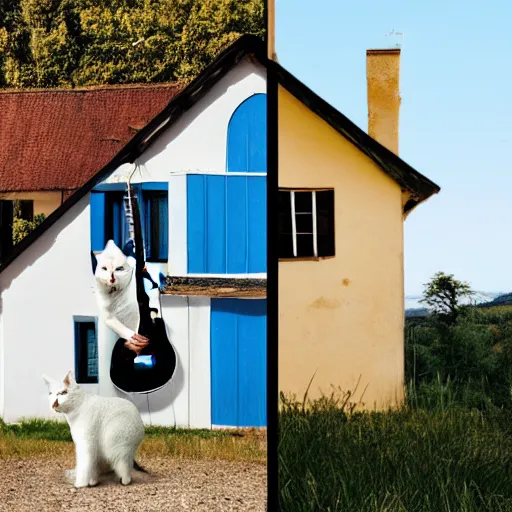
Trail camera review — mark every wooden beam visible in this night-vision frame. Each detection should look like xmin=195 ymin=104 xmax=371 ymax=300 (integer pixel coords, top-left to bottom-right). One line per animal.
xmin=163 ymin=276 xmax=267 ymax=298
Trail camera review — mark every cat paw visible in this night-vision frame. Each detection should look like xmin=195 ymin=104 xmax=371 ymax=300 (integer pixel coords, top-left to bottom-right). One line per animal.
xmin=74 ymin=480 xmax=89 ymax=489
xmin=120 ymin=476 xmax=132 ymax=486
xmin=88 ymin=478 xmax=99 ymax=487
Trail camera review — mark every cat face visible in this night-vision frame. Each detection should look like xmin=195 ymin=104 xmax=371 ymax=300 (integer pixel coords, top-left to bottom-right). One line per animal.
xmin=93 ymin=240 xmax=133 ymax=294
xmin=42 ymin=371 xmax=80 ymax=414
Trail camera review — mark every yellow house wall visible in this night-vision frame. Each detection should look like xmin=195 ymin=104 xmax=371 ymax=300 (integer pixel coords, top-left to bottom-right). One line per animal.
xmin=0 ymin=191 xmax=62 ymax=217
xmin=278 ymin=86 xmax=405 ymax=410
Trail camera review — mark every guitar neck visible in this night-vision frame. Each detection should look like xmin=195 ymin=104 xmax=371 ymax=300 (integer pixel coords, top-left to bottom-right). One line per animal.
xmin=124 ymin=183 xmax=145 ymax=268
xmin=124 ymin=185 xmax=136 ymax=242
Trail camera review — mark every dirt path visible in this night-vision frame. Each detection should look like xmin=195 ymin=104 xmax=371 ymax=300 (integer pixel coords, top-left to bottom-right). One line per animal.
xmin=0 ymin=457 xmax=266 ymax=511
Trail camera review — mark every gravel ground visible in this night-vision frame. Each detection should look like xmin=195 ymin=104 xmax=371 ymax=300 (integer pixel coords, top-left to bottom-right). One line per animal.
xmin=0 ymin=457 xmax=266 ymax=511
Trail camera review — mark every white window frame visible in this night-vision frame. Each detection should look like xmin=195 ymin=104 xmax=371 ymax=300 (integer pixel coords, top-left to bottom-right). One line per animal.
xmin=290 ymin=190 xmax=318 ymax=258
xmin=282 ymin=189 xmax=334 ymax=259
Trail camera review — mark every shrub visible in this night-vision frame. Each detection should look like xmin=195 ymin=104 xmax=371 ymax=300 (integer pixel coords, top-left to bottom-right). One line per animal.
xmin=12 ymin=213 xmax=46 ymax=244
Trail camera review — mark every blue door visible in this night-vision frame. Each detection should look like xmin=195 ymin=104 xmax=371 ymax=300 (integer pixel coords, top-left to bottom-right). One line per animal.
xmin=226 ymin=93 xmax=266 ymax=173
xmin=210 ymin=298 xmax=267 ymax=427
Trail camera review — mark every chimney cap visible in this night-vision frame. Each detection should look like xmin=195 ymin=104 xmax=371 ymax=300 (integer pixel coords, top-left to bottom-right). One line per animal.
xmin=366 ymin=48 xmax=401 ymax=56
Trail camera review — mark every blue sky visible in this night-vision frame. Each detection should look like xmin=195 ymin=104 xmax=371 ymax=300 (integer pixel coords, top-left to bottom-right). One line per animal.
xmin=275 ymin=0 xmax=512 ymax=295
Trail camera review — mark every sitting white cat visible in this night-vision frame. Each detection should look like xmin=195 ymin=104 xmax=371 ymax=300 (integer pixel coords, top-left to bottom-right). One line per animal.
xmin=43 ymin=370 xmax=146 ymax=488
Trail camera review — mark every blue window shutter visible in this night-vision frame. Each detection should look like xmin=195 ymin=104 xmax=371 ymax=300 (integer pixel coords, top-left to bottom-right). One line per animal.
xmin=226 ymin=176 xmax=248 ymax=273
xmin=187 ymin=174 xmax=266 ymax=274
xmin=187 ymin=175 xmax=207 ymax=273
xmin=206 ymin=175 xmax=227 ymax=273
xmin=227 ymin=93 xmax=267 ymax=173
xmin=247 ymin=176 xmax=266 ymax=272
xmin=90 ymin=192 xmax=106 ymax=252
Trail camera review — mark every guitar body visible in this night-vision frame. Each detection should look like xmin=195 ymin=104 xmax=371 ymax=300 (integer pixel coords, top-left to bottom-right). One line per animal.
xmin=109 ymin=182 xmax=177 ymax=394
xmin=110 ymin=316 xmax=177 ymax=394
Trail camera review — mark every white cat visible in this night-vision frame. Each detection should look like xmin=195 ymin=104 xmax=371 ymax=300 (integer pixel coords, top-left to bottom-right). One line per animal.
xmin=42 ymin=370 xmax=146 ymax=488
xmin=93 ymin=239 xmax=155 ymax=355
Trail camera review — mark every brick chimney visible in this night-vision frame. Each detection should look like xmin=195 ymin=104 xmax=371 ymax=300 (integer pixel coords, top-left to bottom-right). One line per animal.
xmin=366 ymin=48 xmax=401 ymax=155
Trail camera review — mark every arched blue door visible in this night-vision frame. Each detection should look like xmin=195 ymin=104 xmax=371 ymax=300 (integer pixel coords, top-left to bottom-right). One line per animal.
xmin=227 ymin=93 xmax=267 ymax=173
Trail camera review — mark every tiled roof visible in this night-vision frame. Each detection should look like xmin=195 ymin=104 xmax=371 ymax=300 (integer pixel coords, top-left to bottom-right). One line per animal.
xmin=0 ymin=83 xmax=183 ymax=192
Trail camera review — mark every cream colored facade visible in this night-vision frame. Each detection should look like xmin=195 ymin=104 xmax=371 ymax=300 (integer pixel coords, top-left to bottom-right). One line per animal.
xmin=278 ymin=86 xmax=406 ymax=409
xmin=0 ymin=191 xmax=62 ymax=217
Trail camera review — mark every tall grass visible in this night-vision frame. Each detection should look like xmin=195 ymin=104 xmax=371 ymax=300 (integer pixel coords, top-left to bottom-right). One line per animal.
xmin=279 ymin=393 xmax=512 ymax=512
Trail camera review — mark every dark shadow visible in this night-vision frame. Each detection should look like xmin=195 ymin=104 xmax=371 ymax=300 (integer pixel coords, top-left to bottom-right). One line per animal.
xmin=146 ymin=322 xmax=185 ymax=415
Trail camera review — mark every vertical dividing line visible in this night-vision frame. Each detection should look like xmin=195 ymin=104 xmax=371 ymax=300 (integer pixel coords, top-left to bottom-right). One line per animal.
xmin=267 ymin=58 xmax=279 ymax=511
xmin=291 ymin=191 xmax=297 ymax=257
xmin=312 ymin=191 xmax=318 ymax=258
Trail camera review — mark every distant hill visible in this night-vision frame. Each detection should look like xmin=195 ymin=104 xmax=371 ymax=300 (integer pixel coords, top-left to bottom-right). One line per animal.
xmin=405 ymin=291 xmax=507 ymax=318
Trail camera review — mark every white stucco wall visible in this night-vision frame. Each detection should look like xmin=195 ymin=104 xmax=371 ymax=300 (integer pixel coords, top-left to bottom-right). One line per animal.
xmin=106 ymin=59 xmax=266 ymax=184
xmin=0 ymin=196 xmax=97 ymax=422
xmin=0 ymin=57 xmax=266 ymax=427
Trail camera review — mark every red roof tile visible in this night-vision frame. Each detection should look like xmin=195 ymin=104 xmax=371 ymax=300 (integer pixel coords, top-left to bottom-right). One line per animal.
xmin=0 ymin=83 xmax=183 ymax=192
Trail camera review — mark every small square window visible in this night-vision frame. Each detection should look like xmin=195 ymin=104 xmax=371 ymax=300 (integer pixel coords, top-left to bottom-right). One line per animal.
xmin=74 ymin=319 xmax=98 ymax=384
xmin=143 ymin=191 xmax=168 ymax=262
xmin=278 ymin=189 xmax=335 ymax=259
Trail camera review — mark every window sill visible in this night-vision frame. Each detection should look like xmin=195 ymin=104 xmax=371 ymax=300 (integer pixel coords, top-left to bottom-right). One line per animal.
xmin=279 ymin=256 xmax=335 ymax=262
xmin=162 ymin=275 xmax=267 ymax=298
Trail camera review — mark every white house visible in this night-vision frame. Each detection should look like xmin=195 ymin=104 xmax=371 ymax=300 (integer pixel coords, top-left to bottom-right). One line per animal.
xmin=0 ymin=35 xmax=267 ymax=429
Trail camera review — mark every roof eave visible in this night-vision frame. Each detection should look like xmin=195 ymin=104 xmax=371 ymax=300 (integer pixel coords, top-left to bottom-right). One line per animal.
xmin=271 ymin=61 xmax=441 ymax=208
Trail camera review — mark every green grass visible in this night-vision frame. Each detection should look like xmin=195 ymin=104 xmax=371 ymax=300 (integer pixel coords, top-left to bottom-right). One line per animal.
xmin=279 ymin=395 xmax=512 ymax=512
xmin=0 ymin=418 xmax=266 ymax=462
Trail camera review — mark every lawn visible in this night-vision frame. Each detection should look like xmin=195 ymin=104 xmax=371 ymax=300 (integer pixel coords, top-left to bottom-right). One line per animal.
xmin=0 ymin=418 xmax=266 ymax=463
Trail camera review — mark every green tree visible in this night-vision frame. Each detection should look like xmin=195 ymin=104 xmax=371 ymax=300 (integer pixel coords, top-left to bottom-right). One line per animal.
xmin=0 ymin=0 xmax=264 ymax=88
xmin=420 ymin=271 xmax=474 ymax=324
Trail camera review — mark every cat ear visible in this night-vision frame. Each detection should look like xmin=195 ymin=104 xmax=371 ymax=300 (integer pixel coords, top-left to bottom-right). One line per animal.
xmin=63 ymin=370 xmax=76 ymax=388
xmin=105 ymin=239 xmax=118 ymax=251
xmin=90 ymin=251 xmax=98 ymax=274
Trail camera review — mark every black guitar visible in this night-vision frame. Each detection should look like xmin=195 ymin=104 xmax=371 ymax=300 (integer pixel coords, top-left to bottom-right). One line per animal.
xmin=109 ymin=178 xmax=177 ymax=394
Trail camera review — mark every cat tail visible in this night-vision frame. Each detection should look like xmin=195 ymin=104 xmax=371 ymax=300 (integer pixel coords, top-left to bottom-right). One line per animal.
xmin=133 ymin=459 xmax=149 ymax=474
